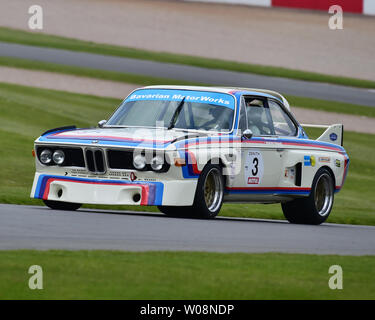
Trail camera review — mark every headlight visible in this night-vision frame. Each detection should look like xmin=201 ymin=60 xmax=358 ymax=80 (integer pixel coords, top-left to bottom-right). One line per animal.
xmin=53 ymin=150 xmax=65 ymax=165
xmin=40 ymin=149 xmax=52 ymax=164
xmin=133 ymin=154 xmax=146 ymax=170
xmin=151 ymin=155 xmax=164 ymax=172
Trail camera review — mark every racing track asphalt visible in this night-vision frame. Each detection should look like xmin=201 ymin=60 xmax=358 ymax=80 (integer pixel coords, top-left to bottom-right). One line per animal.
xmin=1 ymin=204 xmax=374 ymax=255
xmin=1 ymin=42 xmax=375 ymax=107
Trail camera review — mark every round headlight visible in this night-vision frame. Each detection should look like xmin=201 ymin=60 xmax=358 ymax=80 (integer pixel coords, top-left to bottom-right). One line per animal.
xmin=133 ymin=154 xmax=146 ymax=170
xmin=40 ymin=149 xmax=52 ymax=164
xmin=151 ymin=155 xmax=164 ymax=172
xmin=53 ymin=150 xmax=65 ymax=165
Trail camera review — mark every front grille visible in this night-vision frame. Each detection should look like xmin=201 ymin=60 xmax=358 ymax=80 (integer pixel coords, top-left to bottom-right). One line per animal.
xmin=65 ymin=148 xmax=85 ymax=167
xmin=107 ymin=150 xmax=133 ymax=170
xmin=94 ymin=150 xmax=105 ymax=172
xmin=86 ymin=150 xmax=95 ymax=172
xmin=85 ymin=149 xmax=106 ymax=173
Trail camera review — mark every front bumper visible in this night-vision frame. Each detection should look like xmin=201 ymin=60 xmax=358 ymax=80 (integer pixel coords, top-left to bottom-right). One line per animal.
xmin=31 ymin=173 xmax=197 ymax=206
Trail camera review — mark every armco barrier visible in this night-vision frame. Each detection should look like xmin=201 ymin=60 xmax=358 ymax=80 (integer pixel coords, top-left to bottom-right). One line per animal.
xmin=185 ymin=0 xmax=375 ymax=15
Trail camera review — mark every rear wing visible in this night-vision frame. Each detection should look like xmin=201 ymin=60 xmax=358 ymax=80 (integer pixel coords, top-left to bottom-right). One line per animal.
xmin=301 ymin=123 xmax=344 ymax=146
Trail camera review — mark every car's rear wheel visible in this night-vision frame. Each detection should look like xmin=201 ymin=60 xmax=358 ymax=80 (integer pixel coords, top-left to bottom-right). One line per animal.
xmin=158 ymin=164 xmax=224 ymax=219
xmin=282 ymin=168 xmax=334 ymax=225
xmin=43 ymin=200 xmax=81 ymax=211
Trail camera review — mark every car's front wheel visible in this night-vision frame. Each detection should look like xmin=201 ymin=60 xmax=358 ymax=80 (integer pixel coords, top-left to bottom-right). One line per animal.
xmin=282 ymin=168 xmax=334 ymax=225
xmin=43 ymin=200 xmax=82 ymax=211
xmin=193 ymin=164 xmax=224 ymax=218
xmin=157 ymin=205 xmax=190 ymax=217
xmin=158 ymin=164 xmax=224 ymax=219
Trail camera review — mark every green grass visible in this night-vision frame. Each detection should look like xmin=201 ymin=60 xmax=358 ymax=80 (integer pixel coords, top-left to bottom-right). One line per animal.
xmin=286 ymin=95 xmax=375 ymax=118
xmin=0 ymin=82 xmax=374 ymax=225
xmin=1 ymin=56 xmax=375 ymax=118
xmin=1 ymin=250 xmax=374 ymax=299
xmin=1 ymin=26 xmax=375 ymax=89
xmin=0 ymin=56 xmax=202 ymax=87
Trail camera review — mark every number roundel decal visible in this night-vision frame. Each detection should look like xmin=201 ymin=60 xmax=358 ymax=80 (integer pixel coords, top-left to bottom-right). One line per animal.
xmin=244 ymin=150 xmax=264 ymax=185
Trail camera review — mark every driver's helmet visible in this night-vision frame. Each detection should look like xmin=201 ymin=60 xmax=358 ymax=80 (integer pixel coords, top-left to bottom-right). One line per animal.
xmin=208 ymin=107 xmax=222 ymax=118
xmin=247 ymin=105 xmax=264 ymax=123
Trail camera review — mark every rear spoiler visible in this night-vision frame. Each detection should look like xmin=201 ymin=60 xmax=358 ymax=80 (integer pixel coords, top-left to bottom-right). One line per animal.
xmin=301 ymin=123 xmax=344 ymax=146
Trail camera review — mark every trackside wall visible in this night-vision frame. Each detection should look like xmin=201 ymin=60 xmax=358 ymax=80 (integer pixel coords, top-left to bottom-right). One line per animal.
xmin=185 ymin=0 xmax=375 ymax=15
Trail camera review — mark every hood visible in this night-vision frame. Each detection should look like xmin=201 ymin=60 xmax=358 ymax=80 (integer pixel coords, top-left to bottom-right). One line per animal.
xmin=37 ymin=127 xmax=207 ymax=149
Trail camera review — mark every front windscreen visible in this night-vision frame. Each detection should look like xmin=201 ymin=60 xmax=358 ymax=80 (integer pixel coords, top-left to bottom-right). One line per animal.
xmin=106 ymin=89 xmax=235 ymax=132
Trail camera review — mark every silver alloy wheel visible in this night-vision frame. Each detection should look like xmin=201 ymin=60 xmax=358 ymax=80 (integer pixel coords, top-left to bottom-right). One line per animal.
xmin=203 ymin=168 xmax=224 ymax=212
xmin=314 ymin=173 xmax=334 ymax=216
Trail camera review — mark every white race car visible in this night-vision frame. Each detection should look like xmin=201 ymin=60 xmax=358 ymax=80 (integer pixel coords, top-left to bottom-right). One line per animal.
xmin=31 ymin=86 xmax=349 ymax=224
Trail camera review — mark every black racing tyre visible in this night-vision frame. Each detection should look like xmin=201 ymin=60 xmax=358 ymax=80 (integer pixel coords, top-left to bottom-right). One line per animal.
xmin=158 ymin=164 xmax=224 ymax=219
xmin=282 ymin=167 xmax=334 ymax=225
xmin=43 ymin=200 xmax=82 ymax=211
xmin=191 ymin=164 xmax=224 ymax=219
xmin=157 ymin=205 xmax=191 ymax=217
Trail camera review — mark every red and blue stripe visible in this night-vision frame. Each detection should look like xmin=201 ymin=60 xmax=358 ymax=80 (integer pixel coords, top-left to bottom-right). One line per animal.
xmin=34 ymin=174 xmax=164 ymax=206
xmin=226 ymin=187 xmax=311 ymax=195
xmin=39 ymin=131 xmax=173 ymax=149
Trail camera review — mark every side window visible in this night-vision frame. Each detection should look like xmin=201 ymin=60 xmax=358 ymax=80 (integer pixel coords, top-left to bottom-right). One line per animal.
xmin=268 ymin=100 xmax=297 ymax=136
xmin=245 ymin=98 xmax=274 ymax=136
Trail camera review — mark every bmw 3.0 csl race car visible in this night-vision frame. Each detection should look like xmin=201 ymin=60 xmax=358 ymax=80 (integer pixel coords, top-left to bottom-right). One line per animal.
xmin=31 ymin=86 xmax=349 ymax=224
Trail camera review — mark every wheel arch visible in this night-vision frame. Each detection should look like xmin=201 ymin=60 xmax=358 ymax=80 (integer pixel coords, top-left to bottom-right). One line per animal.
xmin=206 ymin=157 xmax=228 ymax=187
xmin=319 ymin=165 xmax=336 ymax=189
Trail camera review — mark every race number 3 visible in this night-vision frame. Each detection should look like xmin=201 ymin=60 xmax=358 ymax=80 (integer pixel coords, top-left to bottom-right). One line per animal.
xmin=252 ymin=157 xmax=259 ymax=176
xmin=244 ymin=150 xmax=264 ymax=185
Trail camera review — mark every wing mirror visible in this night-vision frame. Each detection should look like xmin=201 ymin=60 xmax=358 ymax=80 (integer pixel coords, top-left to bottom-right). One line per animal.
xmin=242 ymin=129 xmax=253 ymax=140
xmin=98 ymin=120 xmax=107 ymax=128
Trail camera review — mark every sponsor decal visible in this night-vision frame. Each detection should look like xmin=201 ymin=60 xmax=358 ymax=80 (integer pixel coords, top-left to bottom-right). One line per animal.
xmin=335 ymin=159 xmax=341 ymax=167
xmin=310 ymin=155 xmax=316 ymax=167
xmin=247 ymin=177 xmax=259 ymax=184
xmin=244 ymin=150 xmax=264 ymax=185
xmin=284 ymin=167 xmax=295 ymax=180
xmin=319 ymin=156 xmax=331 ymax=163
xmin=130 ymin=172 xmax=137 ymax=182
xmin=304 ymin=155 xmax=310 ymax=166
xmin=290 ymin=168 xmax=295 ymax=180
xmin=304 ymin=155 xmax=316 ymax=166
xmin=126 ymin=89 xmax=235 ymax=109
xmin=330 ymin=133 xmax=338 ymax=141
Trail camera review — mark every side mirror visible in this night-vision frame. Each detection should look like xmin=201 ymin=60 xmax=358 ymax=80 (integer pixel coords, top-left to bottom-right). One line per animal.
xmin=242 ymin=129 xmax=253 ymax=140
xmin=98 ymin=120 xmax=107 ymax=128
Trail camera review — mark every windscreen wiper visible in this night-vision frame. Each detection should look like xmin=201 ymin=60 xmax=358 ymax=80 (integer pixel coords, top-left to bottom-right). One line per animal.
xmin=167 ymin=97 xmax=186 ymax=130
xmin=170 ymin=133 xmax=203 ymax=143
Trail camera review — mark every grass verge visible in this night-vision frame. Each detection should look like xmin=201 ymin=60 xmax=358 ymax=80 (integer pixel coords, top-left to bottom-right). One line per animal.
xmin=1 ymin=56 xmax=375 ymax=118
xmin=286 ymin=95 xmax=375 ymax=118
xmin=0 ymin=82 xmax=374 ymax=225
xmin=0 ymin=56 xmax=202 ymax=87
xmin=1 ymin=26 xmax=375 ymax=89
xmin=1 ymin=250 xmax=374 ymax=299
